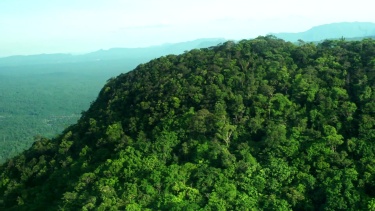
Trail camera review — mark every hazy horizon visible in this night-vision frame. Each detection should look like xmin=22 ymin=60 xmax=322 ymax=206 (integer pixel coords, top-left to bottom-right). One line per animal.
xmin=1 ymin=0 xmax=375 ymax=58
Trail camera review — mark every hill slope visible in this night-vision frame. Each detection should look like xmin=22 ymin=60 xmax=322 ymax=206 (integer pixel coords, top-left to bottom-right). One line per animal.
xmin=272 ymin=22 xmax=375 ymax=42
xmin=1 ymin=36 xmax=375 ymax=210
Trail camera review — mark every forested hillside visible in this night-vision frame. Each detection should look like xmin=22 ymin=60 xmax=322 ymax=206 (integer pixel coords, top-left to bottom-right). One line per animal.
xmin=0 ymin=39 xmax=225 ymax=163
xmin=1 ymin=36 xmax=375 ymax=210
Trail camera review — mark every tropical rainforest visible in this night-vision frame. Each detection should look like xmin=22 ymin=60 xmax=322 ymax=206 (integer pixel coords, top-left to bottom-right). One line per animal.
xmin=1 ymin=36 xmax=375 ymax=210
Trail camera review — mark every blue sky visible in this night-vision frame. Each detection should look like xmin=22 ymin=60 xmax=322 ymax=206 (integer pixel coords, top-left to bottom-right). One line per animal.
xmin=1 ymin=0 xmax=374 ymax=57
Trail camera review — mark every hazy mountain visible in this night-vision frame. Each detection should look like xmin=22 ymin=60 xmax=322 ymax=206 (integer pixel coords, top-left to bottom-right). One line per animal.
xmin=0 ymin=38 xmax=226 ymax=67
xmin=271 ymin=22 xmax=375 ymax=42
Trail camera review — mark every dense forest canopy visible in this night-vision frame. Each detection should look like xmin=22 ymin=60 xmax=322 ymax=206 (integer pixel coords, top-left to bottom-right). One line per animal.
xmin=1 ymin=36 xmax=375 ymax=210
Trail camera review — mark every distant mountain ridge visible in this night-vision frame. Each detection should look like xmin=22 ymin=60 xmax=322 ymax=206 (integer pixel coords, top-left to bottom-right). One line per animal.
xmin=2 ymin=22 xmax=375 ymax=67
xmin=0 ymin=38 xmax=226 ymax=67
xmin=271 ymin=22 xmax=375 ymax=42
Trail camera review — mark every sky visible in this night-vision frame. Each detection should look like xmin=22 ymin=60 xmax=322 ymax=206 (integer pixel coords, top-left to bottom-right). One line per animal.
xmin=0 ymin=0 xmax=374 ymax=57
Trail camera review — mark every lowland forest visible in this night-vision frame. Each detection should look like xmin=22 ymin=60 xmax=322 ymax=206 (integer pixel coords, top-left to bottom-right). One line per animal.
xmin=0 ymin=60 xmax=134 ymax=163
xmin=1 ymin=35 xmax=375 ymax=210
